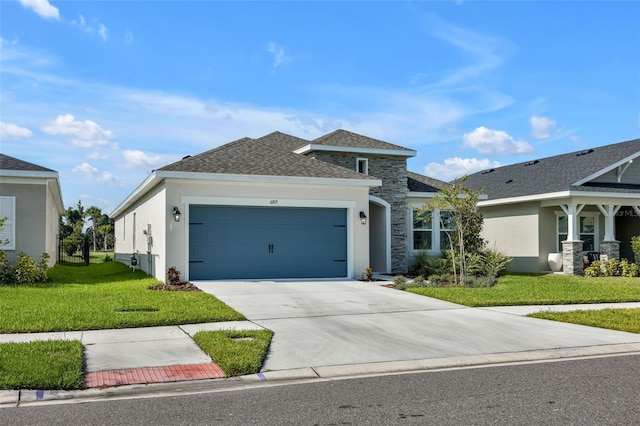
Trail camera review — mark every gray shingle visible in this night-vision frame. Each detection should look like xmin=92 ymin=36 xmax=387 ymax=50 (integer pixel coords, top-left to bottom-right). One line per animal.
xmin=407 ymin=171 xmax=448 ymax=193
xmin=159 ymin=131 xmax=378 ymax=181
xmin=311 ymin=129 xmax=415 ymax=153
xmin=463 ymin=138 xmax=640 ymax=199
xmin=0 ymin=154 xmax=56 ymax=172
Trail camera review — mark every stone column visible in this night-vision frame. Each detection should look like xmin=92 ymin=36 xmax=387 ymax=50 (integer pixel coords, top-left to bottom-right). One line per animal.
xmin=562 ymin=240 xmax=584 ymax=275
xmin=599 ymin=241 xmax=620 ymax=261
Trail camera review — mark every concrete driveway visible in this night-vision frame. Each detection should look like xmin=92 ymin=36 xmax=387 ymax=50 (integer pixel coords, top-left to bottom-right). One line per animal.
xmin=195 ymin=280 xmax=640 ymax=372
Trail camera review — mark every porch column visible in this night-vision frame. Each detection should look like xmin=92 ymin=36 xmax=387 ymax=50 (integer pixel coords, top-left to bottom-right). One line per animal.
xmin=597 ymin=204 xmax=621 ymax=241
xmin=562 ymin=241 xmax=584 ymax=275
xmin=600 ymin=241 xmax=620 ymax=261
xmin=560 ymin=203 xmax=584 ymax=275
xmin=634 ymin=205 xmax=640 ymax=217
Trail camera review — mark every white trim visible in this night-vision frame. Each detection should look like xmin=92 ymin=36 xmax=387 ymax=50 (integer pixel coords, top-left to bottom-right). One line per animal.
xmin=369 ymin=195 xmax=391 ymax=273
xmin=408 ymin=204 xmax=448 ymax=256
xmin=294 ymin=144 xmax=417 ymax=157
xmin=0 ymin=170 xmax=58 ymax=179
xmin=181 ymin=196 xmax=357 ymax=209
xmin=573 ymin=151 xmax=640 ymax=186
xmin=110 ymin=172 xmax=161 ymax=218
xmin=0 ymin=196 xmax=16 ymax=250
xmin=480 ymin=189 xmax=640 ymax=207
xmin=356 ymin=157 xmax=369 ymax=175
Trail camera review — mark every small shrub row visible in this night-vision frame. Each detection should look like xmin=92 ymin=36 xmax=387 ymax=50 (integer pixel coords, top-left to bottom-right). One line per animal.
xmin=0 ymin=251 xmax=50 ymax=285
xmin=393 ymin=273 xmax=497 ymax=290
xmin=410 ymin=248 xmax=511 ymax=281
xmin=584 ymin=258 xmax=639 ymax=278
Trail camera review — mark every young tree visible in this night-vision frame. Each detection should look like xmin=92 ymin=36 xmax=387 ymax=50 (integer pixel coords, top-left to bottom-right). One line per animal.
xmin=97 ymin=214 xmax=114 ymax=251
xmin=418 ymin=177 xmax=485 ymax=285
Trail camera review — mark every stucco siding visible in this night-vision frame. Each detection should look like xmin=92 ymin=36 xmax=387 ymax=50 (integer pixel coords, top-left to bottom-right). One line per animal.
xmin=44 ymin=182 xmax=60 ymax=266
xmin=166 ymin=179 xmax=370 ymax=281
xmin=0 ymin=183 xmax=47 ymax=264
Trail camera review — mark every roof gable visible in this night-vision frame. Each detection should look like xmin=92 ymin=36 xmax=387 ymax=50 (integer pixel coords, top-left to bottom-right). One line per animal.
xmin=463 ymin=138 xmax=640 ymax=199
xmin=311 ymin=129 xmax=415 ymax=153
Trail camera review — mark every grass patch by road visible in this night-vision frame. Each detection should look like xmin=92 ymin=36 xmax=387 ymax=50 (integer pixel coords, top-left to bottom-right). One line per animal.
xmin=193 ymin=330 xmax=274 ymax=377
xmin=0 ymin=261 xmax=244 ymax=333
xmin=529 ymin=308 xmax=640 ymax=334
xmin=407 ymin=273 xmax=640 ymax=307
xmin=0 ymin=341 xmax=84 ymax=390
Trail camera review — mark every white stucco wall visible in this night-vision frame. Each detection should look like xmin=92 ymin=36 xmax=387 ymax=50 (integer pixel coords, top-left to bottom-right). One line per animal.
xmin=165 ymin=178 xmax=371 ymax=281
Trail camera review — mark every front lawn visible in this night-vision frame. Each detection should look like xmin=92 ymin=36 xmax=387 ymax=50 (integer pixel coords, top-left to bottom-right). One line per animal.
xmin=407 ymin=273 xmax=640 ymax=307
xmin=0 ymin=341 xmax=84 ymax=390
xmin=530 ymin=308 xmax=640 ymax=334
xmin=0 ymin=262 xmax=244 ymax=333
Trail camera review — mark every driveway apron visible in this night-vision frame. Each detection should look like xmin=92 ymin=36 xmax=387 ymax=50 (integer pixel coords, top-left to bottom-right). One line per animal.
xmin=195 ymin=280 xmax=640 ymax=371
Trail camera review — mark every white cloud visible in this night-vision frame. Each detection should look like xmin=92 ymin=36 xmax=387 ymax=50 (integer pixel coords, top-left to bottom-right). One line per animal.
xmin=18 ymin=0 xmax=60 ymax=21
xmin=72 ymin=162 xmax=117 ymax=182
xmin=122 ymin=150 xmax=167 ymax=169
xmin=267 ymin=42 xmax=292 ymax=69
xmin=42 ymin=114 xmax=115 ymax=148
xmin=529 ymin=115 xmax=556 ymax=139
xmin=71 ymin=14 xmax=108 ymax=41
xmin=0 ymin=121 xmax=34 ymax=140
xmin=87 ymin=152 xmax=109 ymax=160
xmin=463 ymin=126 xmax=532 ymax=155
xmin=425 ymin=157 xmax=501 ymax=182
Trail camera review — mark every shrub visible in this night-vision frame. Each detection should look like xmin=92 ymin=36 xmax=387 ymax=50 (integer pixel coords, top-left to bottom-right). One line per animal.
xmin=38 ymin=252 xmax=50 ymax=282
xmin=632 ymin=236 xmax=640 ymax=261
xmin=428 ymin=274 xmax=456 ymax=286
xmin=584 ymin=261 xmax=601 ymax=277
xmin=103 ymin=253 xmax=113 ymax=262
xmin=411 ymin=275 xmax=427 ymax=286
xmin=14 ymin=252 xmax=41 ymax=284
xmin=602 ymin=258 xmax=620 ymax=277
xmin=393 ymin=275 xmax=408 ymax=290
xmin=410 ymin=253 xmax=451 ymax=277
xmin=620 ymin=259 xmax=639 ymax=278
xmin=166 ymin=266 xmax=182 ymax=285
xmin=362 ymin=266 xmax=374 ymax=281
xmin=0 ymin=250 xmax=14 ymax=285
xmin=62 ymin=237 xmax=80 ymax=257
xmin=482 ymin=248 xmax=512 ymax=277
xmin=471 ymin=276 xmax=497 ymax=288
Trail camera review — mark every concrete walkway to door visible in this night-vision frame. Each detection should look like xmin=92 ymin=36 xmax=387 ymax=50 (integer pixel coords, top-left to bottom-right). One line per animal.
xmin=195 ymin=280 xmax=640 ymax=372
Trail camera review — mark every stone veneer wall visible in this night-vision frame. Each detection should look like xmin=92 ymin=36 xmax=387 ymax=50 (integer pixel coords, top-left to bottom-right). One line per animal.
xmin=599 ymin=240 xmax=620 ymax=261
xmin=309 ymin=152 xmax=409 ymax=273
xmin=562 ymin=240 xmax=584 ymax=275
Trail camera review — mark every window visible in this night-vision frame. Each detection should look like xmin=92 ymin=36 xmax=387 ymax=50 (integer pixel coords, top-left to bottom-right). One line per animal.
xmin=556 ymin=212 xmax=599 ymax=252
xmin=0 ymin=196 xmax=15 ymax=250
xmin=411 ymin=208 xmax=452 ymax=252
xmin=356 ymin=158 xmax=368 ymax=175
xmin=412 ymin=210 xmax=432 ymax=250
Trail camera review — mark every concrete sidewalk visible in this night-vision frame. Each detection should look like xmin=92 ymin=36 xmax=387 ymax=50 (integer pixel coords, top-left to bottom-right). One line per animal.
xmin=2 ymin=283 xmax=640 ymax=399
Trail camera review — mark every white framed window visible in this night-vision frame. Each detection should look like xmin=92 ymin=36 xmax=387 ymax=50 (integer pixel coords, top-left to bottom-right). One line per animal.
xmin=556 ymin=211 xmax=599 ymax=252
xmin=356 ymin=158 xmax=368 ymax=175
xmin=0 ymin=196 xmax=16 ymax=250
xmin=410 ymin=208 xmax=452 ymax=253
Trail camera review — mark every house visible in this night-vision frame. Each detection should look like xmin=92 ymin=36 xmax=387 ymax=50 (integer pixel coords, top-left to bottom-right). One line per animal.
xmin=0 ymin=154 xmax=64 ymax=266
xmin=111 ymin=130 xmax=449 ymax=281
xmin=462 ymin=138 xmax=640 ymax=275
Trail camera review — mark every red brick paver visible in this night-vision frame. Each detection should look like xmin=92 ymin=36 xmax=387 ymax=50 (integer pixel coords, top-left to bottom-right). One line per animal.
xmin=84 ymin=363 xmax=225 ymax=388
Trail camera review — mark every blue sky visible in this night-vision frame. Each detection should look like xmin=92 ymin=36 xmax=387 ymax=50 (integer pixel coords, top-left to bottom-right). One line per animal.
xmin=1 ymin=0 xmax=639 ymax=214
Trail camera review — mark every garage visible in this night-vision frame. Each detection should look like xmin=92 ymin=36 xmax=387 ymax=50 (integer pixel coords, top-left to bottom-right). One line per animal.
xmin=189 ymin=205 xmax=348 ymax=280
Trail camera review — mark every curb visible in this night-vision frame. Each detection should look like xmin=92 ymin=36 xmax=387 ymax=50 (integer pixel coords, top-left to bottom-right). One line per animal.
xmin=5 ymin=343 xmax=640 ymax=407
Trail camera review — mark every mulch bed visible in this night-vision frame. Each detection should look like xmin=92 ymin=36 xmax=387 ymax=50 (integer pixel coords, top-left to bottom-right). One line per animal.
xmin=148 ymin=283 xmax=201 ymax=292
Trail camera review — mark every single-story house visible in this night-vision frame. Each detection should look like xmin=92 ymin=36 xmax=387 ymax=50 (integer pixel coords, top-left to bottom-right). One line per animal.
xmin=111 ymin=130 xmax=450 ymax=281
xmin=0 ymin=154 xmax=64 ymax=266
xmin=463 ymin=138 xmax=640 ymax=275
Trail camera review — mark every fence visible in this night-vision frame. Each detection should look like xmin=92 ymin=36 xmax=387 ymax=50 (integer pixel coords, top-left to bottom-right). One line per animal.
xmin=57 ymin=234 xmax=90 ymax=265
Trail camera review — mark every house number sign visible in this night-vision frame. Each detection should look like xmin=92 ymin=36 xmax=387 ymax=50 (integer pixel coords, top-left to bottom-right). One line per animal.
xmin=270 ymin=200 xmax=278 ymax=205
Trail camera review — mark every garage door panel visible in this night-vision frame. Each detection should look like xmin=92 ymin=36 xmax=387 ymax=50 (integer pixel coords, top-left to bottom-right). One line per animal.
xmin=189 ymin=206 xmax=347 ymax=280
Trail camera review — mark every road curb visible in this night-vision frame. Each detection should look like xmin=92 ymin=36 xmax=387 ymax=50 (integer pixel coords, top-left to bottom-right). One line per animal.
xmin=7 ymin=343 xmax=640 ymax=407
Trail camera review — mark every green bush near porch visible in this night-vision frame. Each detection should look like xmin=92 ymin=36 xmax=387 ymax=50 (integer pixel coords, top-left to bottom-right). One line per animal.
xmin=0 ymin=261 xmax=244 ymax=333
xmin=407 ymin=273 xmax=640 ymax=307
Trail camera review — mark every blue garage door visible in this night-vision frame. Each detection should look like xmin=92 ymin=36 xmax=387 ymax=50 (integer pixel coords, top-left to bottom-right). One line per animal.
xmin=189 ymin=206 xmax=347 ymax=280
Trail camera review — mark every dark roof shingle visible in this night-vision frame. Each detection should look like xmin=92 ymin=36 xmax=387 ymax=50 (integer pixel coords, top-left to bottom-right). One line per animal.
xmin=0 ymin=154 xmax=56 ymax=172
xmin=463 ymin=138 xmax=640 ymax=199
xmin=407 ymin=171 xmax=448 ymax=193
xmin=311 ymin=129 xmax=415 ymax=153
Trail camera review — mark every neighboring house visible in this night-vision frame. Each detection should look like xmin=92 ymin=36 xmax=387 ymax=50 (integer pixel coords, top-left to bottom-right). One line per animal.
xmin=463 ymin=138 xmax=640 ymax=275
xmin=111 ymin=130 xmax=449 ymax=281
xmin=0 ymin=154 xmax=64 ymax=266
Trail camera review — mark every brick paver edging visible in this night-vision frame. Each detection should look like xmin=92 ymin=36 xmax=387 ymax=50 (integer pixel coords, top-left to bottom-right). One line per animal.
xmin=84 ymin=363 xmax=225 ymax=388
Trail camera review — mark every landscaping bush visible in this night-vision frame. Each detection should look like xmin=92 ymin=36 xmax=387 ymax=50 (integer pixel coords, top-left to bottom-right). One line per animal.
xmin=0 ymin=251 xmax=14 ymax=285
xmin=584 ymin=261 xmax=602 ymax=277
xmin=410 ymin=252 xmax=451 ymax=277
xmin=620 ymin=259 xmax=639 ymax=278
xmin=166 ymin=266 xmax=182 ymax=285
xmin=585 ymin=258 xmax=639 ymax=278
xmin=393 ymin=275 xmax=408 ymax=290
xmin=632 ymin=235 xmax=640 ymax=262
xmin=62 ymin=236 xmax=80 ymax=257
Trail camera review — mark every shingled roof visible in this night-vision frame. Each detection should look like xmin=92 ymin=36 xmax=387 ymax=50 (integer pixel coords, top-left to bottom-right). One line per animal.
xmin=159 ymin=131 xmax=378 ymax=181
xmin=407 ymin=171 xmax=449 ymax=193
xmin=311 ymin=129 xmax=416 ymax=153
xmin=463 ymin=138 xmax=640 ymax=199
xmin=0 ymin=154 xmax=56 ymax=173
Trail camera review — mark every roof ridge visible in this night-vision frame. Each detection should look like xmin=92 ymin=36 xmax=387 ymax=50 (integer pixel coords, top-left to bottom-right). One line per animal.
xmin=0 ymin=153 xmax=57 ymax=172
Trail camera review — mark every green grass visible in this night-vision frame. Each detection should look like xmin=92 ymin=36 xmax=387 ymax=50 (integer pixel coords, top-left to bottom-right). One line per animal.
xmin=193 ymin=330 xmax=274 ymax=377
xmin=529 ymin=308 xmax=640 ymax=334
xmin=0 ymin=261 xmax=245 ymax=333
xmin=407 ymin=273 xmax=640 ymax=307
xmin=0 ymin=340 xmax=84 ymax=390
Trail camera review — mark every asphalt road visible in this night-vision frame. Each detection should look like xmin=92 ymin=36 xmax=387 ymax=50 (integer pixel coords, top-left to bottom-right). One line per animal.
xmin=4 ymin=354 xmax=640 ymax=425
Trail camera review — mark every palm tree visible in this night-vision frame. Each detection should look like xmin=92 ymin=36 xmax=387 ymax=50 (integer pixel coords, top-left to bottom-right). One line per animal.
xmin=86 ymin=206 xmax=102 ymax=252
